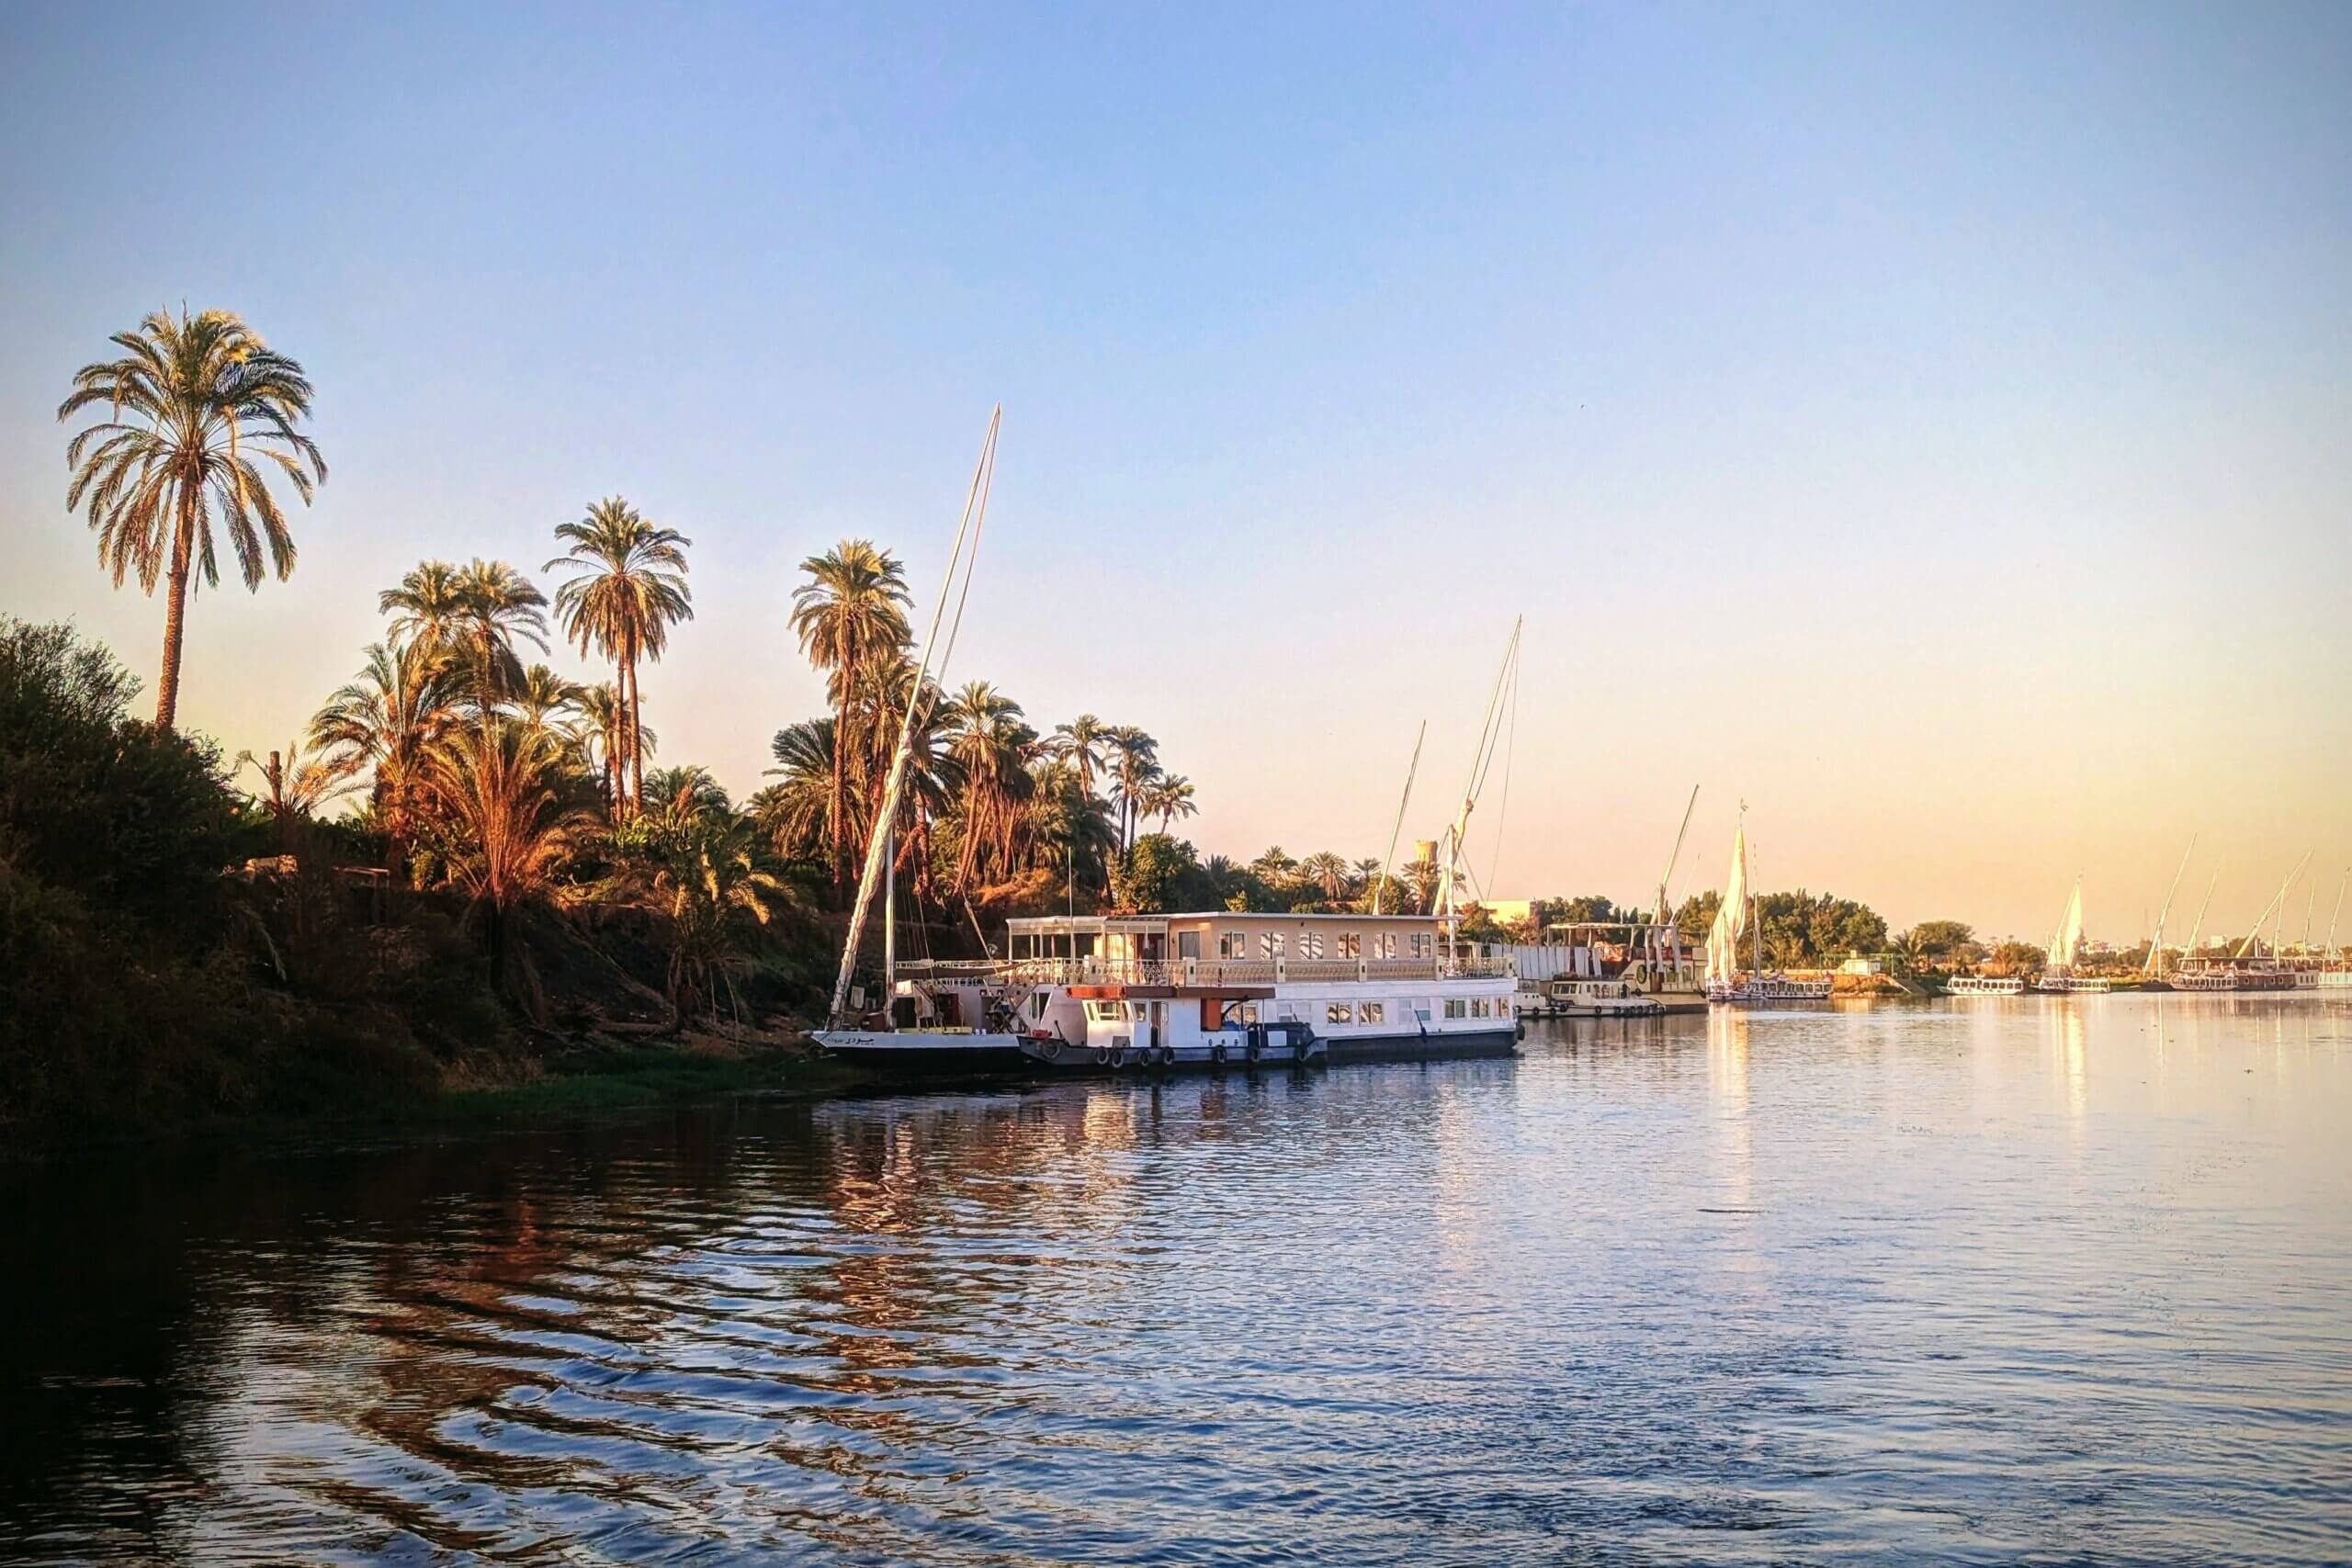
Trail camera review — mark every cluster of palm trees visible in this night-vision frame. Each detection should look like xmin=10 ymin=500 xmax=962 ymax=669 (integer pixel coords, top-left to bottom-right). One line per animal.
xmin=1216 ymin=846 xmax=1442 ymax=916
xmin=761 ymin=542 xmax=1197 ymax=909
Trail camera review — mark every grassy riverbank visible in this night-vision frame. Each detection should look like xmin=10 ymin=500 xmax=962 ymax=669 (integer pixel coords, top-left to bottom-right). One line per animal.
xmin=431 ymin=1039 xmax=870 ymax=1125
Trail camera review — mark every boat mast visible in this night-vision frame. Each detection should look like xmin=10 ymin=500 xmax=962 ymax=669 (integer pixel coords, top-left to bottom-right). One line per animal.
xmin=883 ymin=825 xmax=896 ymax=1002
xmin=2233 ymin=851 xmax=2312 ymax=962
xmin=826 ymin=407 xmax=1001 ymax=1027
xmin=1655 ymin=784 xmax=1701 ymax=928
xmin=1749 ymin=824 xmax=1761 ymax=978
xmin=2143 ymin=834 xmax=2197 ymax=976
xmin=2328 ymin=867 xmax=2348 ymax=960
xmin=1438 ymin=617 xmax=1521 ymax=971
xmin=1373 ymin=720 xmax=1426 ymax=918
xmin=2185 ymin=868 xmax=2219 ymax=960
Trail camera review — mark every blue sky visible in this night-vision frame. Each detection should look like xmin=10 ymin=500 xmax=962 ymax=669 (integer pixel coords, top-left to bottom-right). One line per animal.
xmin=3 ymin=2 xmax=2347 ymax=938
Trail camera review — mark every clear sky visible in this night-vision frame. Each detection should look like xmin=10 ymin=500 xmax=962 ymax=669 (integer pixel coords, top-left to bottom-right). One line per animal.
xmin=3 ymin=2 xmax=2346 ymax=942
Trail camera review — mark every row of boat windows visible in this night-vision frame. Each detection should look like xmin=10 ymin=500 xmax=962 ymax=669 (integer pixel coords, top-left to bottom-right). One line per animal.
xmin=1207 ymin=932 xmax=1435 ymax=960
xmin=1079 ymin=998 xmax=1500 ymax=1025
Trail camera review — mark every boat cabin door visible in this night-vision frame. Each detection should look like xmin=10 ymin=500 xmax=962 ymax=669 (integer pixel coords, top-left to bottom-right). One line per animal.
xmin=1148 ymin=999 xmax=1166 ymax=1051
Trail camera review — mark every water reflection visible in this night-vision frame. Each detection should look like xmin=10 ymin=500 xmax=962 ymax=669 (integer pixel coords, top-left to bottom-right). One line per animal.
xmin=5 ymin=1000 xmax=2352 ymax=1563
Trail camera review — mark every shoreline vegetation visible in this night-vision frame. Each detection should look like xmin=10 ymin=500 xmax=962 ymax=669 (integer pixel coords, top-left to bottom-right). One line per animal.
xmin=5 ymin=307 xmax=2151 ymax=1157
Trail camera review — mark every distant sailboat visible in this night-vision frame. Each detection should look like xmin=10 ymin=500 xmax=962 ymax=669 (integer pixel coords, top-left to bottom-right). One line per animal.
xmin=1703 ymin=809 xmax=1829 ymax=1005
xmin=2034 ymin=878 xmax=2109 ymax=993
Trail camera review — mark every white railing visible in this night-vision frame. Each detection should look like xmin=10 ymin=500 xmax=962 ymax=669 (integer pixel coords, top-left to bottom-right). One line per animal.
xmin=897 ymin=953 xmax=1515 ymax=987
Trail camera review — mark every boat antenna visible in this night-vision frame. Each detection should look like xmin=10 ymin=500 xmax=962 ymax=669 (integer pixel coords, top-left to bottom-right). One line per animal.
xmin=1374 ymin=720 xmax=1426 ymax=917
xmin=827 ymin=406 xmax=1001 ymax=1027
xmin=2143 ymin=833 xmax=2197 ymax=976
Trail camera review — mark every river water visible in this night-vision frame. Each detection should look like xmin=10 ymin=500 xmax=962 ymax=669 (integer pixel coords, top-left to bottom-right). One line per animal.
xmin=4 ymin=997 xmax=2348 ymax=1565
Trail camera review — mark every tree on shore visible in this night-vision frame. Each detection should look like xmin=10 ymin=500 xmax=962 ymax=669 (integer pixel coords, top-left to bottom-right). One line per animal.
xmin=547 ymin=497 xmax=692 ymax=820
xmin=790 ymin=540 xmax=911 ymax=886
xmin=58 ymin=308 xmax=327 ymax=730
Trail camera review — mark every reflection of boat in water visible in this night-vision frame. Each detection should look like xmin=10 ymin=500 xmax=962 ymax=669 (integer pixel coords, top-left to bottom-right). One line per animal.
xmin=1948 ymin=975 xmax=2026 ymax=996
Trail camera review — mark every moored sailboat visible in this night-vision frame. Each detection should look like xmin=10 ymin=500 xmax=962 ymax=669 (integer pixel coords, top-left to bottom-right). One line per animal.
xmin=1703 ymin=808 xmax=1831 ymax=1004
xmin=2033 ymin=879 xmax=2109 ymax=992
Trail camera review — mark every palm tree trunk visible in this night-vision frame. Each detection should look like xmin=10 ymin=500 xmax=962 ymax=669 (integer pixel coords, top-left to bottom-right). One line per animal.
xmin=626 ymin=639 xmax=646 ymax=817
xmin=153 ymin=491 xmax=197 ymax=730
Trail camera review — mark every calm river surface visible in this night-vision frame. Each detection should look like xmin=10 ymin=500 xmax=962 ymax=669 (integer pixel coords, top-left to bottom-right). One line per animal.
xmin=5 ymin=997 xmax=2350 ymax=1564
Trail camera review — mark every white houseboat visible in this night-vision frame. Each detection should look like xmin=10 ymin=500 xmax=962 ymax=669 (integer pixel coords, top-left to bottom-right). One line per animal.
xmin=818 ymin=910 xmax=1521 ymax=1077
xmin=1947 ymin=975 xmax=2027 ymax=997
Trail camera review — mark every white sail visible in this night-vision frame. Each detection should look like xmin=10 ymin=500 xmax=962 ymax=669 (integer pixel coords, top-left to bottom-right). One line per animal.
xmin=1706 ymin=824 xmax=1748 ymax=983
xmin=2046 ymin=881 xmax=2083 ymax=971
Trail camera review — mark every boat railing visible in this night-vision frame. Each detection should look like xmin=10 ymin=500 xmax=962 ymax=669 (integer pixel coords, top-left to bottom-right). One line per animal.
xmin=893 ymin=953 xmax=1516 ymax=987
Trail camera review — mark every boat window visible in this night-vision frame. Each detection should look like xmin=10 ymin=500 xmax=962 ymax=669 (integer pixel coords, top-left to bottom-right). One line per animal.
xmin=1177 ymin=931 xmax=1200 ymax=960
xmin=1217 ymin=931 xmax=1249 ymax=959
xmin=1360 ymin=1001 xmax=1385 ymax=1023
xmin=1410 ymin=934 xmax=1433 ymax=958
xmin=1260 ymin=932 xmax=1284 ymax=959
xmin=1327 ymin=1002 xmax=1352 ymax=1024
xmin=1299 ymin=931 xmax=1326 ymax=960
xmin=1031 ymin=991 xmax=1047 ymax=1019
xmin=1337 ymin=933 xmax=1361 ymax=958
xmin=1132 ymin=1002 xmax=1148 ymax=1020
xmin=1445 ymin=998 xmax=1467 ymax=1019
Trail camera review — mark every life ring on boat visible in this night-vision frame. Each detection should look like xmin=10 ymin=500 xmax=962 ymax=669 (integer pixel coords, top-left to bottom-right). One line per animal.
xmin=1038 ymin=1038 xmax=1061 ymax=1062
xmin=1210 ymin=1041 xmax=1227 ymax=1066
xmin=1111 ymin=1047 xmax=1129 ymax=1070
xmin=1092 ymin=1047 xmax=1111 ymax=1067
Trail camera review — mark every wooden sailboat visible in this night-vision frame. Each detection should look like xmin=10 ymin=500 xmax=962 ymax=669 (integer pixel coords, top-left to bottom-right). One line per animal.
xmin=2033 ymin=878 xmax=2109 ymax=992
xmin=1703 ymin=807 xmax=1830 ymax=1004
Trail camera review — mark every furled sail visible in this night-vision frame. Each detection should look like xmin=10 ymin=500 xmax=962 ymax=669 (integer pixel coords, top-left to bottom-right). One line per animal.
xmin=1706 ymin=824 xmax=1749 ymax=983
xmin=2046 ymin=881 xmax=2084 ymax=971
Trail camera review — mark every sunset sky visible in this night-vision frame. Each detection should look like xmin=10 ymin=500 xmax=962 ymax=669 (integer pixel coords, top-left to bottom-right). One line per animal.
xmin=3 ymin=3 xmax=2346 ymax=941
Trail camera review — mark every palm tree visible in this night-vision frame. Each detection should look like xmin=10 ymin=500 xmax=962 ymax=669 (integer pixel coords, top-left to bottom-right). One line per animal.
xmin=760 ymin=717 xmax=839 ymax=863
xmin=1050 ymin=715 xmax=1109 ymax=801
xmin=789 ymin=540 xmax=911 ymax=887
xmin=648 ymin=814 xmax=785 ymax=1023
xmin=1300 ymin=851 xmax=1350 ymax=904
xmin=578 ymin=682 xmax=653 ymax=815
xmin=1141 ymin=773 xmax=1197 ymax=835
xmin=233 ymin=739 xmax=359 ymax=854
xmin=1102 ymin=725 xmax=1159 ymax=853
xmin=514 ymin=663 xmax=585 ymax=734
xmin=944 ymin=680 xmax=1037 ymax=895
xmin=421 ymin=716 xmax=594 ymax=1010
xmin=309 ymin=638 xmax=459 ymax=883
xmin=642 ymin=764 xmax=731 ymax=828
xmin=547 ymin=497 xmax=693 ymax=820
xmin=379 ymin=558 xmax=547 ymax=719
xmin=58 ymin=307 xmax=327 ymax=729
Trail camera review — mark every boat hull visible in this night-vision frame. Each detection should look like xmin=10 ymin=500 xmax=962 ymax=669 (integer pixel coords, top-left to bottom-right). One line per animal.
xmin=811 ymin=1030 xmax=1036 ymax=1077
xmin=1329 ymin=1026 xmax=1521 ymax=1063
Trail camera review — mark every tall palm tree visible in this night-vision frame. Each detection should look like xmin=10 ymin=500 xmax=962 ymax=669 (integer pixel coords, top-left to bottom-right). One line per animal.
xmin=648 ymin=813 xmax=785 ymax=1022
xmin=788 ymin=539 xmax=910 ymax=886
xmin=944 ymin=680 xmax=1037 ymax=895
xmin=309 ymin=638 xmax=458 ymax=883
xmin=1102 ymin=725 xmax=1159 ymax=853
xmin=547 ymin=497 xmax=693 ymax=820
xmin=57 ymin=307 xmax=327 ymax=729
xmin=379 ymin=558 xmax=547 ymax=719
xmin=1050 ymin=715 xmax=1108 ymax=800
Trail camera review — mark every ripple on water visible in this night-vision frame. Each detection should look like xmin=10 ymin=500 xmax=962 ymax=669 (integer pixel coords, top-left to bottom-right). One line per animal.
xmin=3 ymin=998 xmax=2350 ymax=1563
